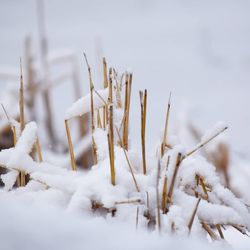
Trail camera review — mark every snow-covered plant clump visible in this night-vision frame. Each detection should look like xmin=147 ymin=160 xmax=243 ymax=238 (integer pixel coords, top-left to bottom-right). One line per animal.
xmin=0 ymin=57 xmax=249 ymax=247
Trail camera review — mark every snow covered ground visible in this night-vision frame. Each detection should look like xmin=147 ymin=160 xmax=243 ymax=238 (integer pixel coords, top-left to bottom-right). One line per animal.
xmin=0 ymin=194 xmax=248 ymax=250
xmin=0 ymin=0 xmax=250 ymax=249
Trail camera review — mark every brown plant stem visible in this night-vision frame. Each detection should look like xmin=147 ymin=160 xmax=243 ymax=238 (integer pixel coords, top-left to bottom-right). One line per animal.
xmin=188 ymin=198 xmax=201 ymax=233
xmin=140 ymin=90 xmax=147 ymax=175
xmin=167 ymin=153 xmax=182 ymax=207
xmin=161 ymin=93 xmax=171 ymax=157
xmin=115 ymin=126 xmax=140 ymax=192
xmin=83 ymin=52 xmax=97 ymax=164
xmin=108 ymin=105 xmax=115 ymax=185
xmin=64 ymin=119 xmax=77 ymax=171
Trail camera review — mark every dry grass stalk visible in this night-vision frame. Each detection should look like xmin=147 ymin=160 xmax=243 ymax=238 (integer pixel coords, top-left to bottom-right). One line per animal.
xmin=103 ymin=106 xmax=107 ymax=129
xmin=115 ymin=198 xmax=141 ymax=205
xmin=199 ymin=177 xmax=209 ymax=200
xmin=108 ymin=105 xmax=115 ymax=185
xmin=103 ymin=57 xmax=108 ymax=88
xmin=108 ymin=68 xmax=113 ymax=104
xmin=161 ymin=93 xmax=171 ymax=157
xmin=83 ymin=53 xmax=97 ymax=164
xmin=35 ymin=138 xmax=43 ymax=162
xmin=122 ymin=74 xmax=129 ymax=148
xmin=216 ymin=224 xmax=224 ymax=239
xmin=113 ymin=70 xmax=122 ymax=109
xmin=19 ymin=58 xmax=26 ymax=186
xmin=162 ymin=156 xmax=170 ymax=213
xmin=189 ymin=124 xmax=230 ymax=189
xmin=97 ymin=109 xmax=102 ymax=128
xmin=94 ymin=89 xmax=108 ymax=130
xmin=167 ymin=153 xmax=182 ymax=207
xmin=136 ymin=206 xmax=139 ymax=230
xmin=83 ymin=53 xmax=95 ymax=133
xmin=122 ymin=73 xmax=132 ymax=150
xmin=64 ymin=119 xmax=77 ymax=171
xmin=102 ymin=58 xmax=108 ymax=128
xmin=185 ymin=126 xmax=228 ymax=158
xmin=231 ymin=224 xmax=249 ymax=236
xmin=201 ymin=222 xmax=219 ymax=241
xmin=19 ymin=58 xmax=25 ymax=131
xmin=156 ymin=159 xmax=162 ymax=233
xmin=94 ymin=89 xmax=109 ymax=113
xmin=188 ymin=198 xmax=201 ymax=233
xmin=115 ymin=126 xmax=140 ymax=192
xmin=139 ymin=89 xmax=147 ymax=175
xmin=12 ymin=126 xmax=17 ymax=147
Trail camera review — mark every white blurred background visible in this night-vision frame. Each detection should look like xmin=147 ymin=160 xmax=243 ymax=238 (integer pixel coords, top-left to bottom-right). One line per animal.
xmin=0 ymin=0 xmax=250 ymax=156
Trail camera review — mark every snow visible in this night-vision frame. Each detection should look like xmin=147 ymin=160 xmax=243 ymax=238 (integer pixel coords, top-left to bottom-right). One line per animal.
xmin=1 ymin=170 xmax=19 ymax=191
xmin=0 ymin=195 xmax=236 ymax=250
xmin=65 ymin=88 xmax=109 ymax=120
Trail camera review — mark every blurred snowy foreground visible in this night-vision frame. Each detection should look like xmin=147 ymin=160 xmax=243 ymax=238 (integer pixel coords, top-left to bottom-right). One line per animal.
xmin=0 ymin=195 xmax=247 ymax=250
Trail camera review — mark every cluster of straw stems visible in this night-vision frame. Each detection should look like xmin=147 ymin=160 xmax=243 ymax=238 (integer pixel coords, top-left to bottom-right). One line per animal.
xmin=1 ymin=54 xmax=248 ymax=242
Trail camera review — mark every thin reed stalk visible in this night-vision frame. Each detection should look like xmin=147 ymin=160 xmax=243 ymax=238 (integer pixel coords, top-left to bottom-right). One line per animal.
xmin=115 ymin=198 xmax=141 ymax=205
xmin=122 ymin=73 xmax=132 ymax=150
xmin=108 ymin=68 xmax=113 ymax=103
xmin=199 ymin=177 xmax=209 ymax=200
xmin=102 ymin=58 xmax=108 ymax=128
xmin=83 ymin=53 xmax=97 ymax=164
xmin=216 ymin=224 xmax=224 ymax=239
xmin=167 ymin=153 xmax=182 ymax=207
xmin=19 ymin=58 xmax=26 ymax=186
xmin=161 ymin=93 xmax=171 ymax=157
xmin=64 ymin=119 xmax=77 ymax=171
xmin=139 ymin=90 xmax=147 ymax=175
xmin=19 ymin=58 xmax=25 ymax=131
xmin=35 ymin=138 xmax=43 ymax=162
xmin=136 ymin=206 xmax=139 ymax=230
xmin=162 ymin=156 xmax=170 ymax=213
xmin=115 ymin=126 xmax=140 ymax=192
xmin=201 ymin=222 xmax=218 ymax=240
xmin=156 ymin=159 xmax=162 ymax=233
xmin=97 ymin=109 xmax=102 ymax=128
xmin=103 ymin=57 xmax=108 ymax=88
xmin=185 ymin=126 xmax=228 ymax=158
xmin=108 ymin=105 xmax=115 ymax=185
xmin=188 ymin=198 xmax=201 ymax=233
